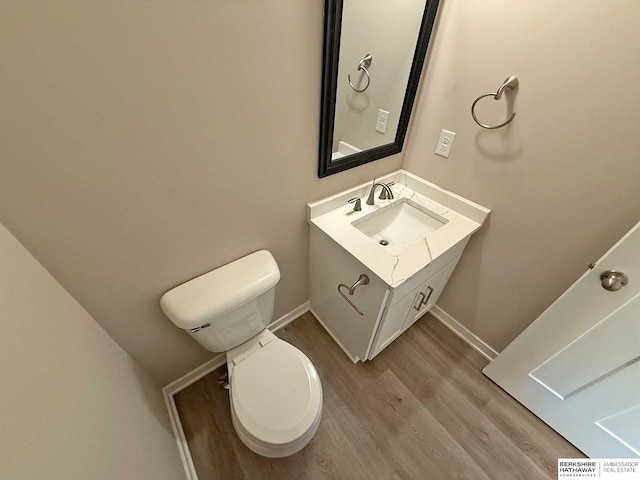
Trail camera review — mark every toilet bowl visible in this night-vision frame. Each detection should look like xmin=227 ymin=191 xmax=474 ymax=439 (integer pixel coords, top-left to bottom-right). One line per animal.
xmin=227 ymin=329 xmax=322 ymax=457
xmin=160 ymin=250 xmax=323 ymax=457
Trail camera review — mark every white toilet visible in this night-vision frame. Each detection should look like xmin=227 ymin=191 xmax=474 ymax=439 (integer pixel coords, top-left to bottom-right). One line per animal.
xmin=160 ymin=250 xmax=322 ymax=458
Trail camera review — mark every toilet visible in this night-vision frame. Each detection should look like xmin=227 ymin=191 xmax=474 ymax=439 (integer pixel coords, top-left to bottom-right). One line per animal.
xmin=160 ymin=250 xmax=322 ymax=458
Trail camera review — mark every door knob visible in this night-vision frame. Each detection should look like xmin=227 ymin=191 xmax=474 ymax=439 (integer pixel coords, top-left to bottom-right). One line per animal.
xmin=600 ymin=270 xmax=629 ymax=291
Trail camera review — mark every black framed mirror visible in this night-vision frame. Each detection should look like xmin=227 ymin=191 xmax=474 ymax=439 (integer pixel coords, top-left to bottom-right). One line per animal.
xmin=319 ymin=0 xmax=440 ymax=178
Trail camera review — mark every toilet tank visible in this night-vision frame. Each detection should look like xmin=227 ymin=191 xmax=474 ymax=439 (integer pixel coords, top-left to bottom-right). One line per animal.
xmin=160 ymin=250 xmax=280 ymax=352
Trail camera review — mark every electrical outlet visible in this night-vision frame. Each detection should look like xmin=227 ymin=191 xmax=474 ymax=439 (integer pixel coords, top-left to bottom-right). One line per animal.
xmin=435 ymin=129 xmax=456 ymax=158
xmin=376 ymin=109 xmax=389 ymax=133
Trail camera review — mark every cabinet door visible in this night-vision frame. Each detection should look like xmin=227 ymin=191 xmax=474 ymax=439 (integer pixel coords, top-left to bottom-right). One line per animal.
xmin=309 ymin=227 xmax=388 ymax=362
xmin=402 ymin=257 xmax=459 ymax=331
xmin=368 ymin=256 xmax=461 ymax=360
xmin=368 ymin=284 xmax=421 ymax=359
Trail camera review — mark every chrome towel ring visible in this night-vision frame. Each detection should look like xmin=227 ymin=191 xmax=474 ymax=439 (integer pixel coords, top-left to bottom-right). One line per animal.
xmin=337 ymin=274 xmax=369 ymax=315
xmin=471 ymin=76 xmax=519 ymax=129
xmin=348 ymin=54 xmax=372 ymax=93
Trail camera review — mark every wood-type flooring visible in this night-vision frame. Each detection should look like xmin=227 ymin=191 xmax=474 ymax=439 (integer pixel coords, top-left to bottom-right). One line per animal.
xmin=174 ymin=312 xmax=584 ymax=479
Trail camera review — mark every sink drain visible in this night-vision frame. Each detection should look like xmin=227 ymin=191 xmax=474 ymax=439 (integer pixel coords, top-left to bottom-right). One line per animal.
xmin=379 ymin=239 xmax=389 ymax=246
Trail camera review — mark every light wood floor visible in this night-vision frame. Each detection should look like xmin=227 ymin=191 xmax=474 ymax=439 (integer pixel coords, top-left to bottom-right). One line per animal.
xmin=174 ymin=312 xmax=584 ymax=479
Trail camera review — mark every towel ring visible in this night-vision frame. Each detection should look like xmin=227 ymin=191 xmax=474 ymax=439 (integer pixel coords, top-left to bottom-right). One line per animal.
xmin=348 ymin=54 xmax=372 ymax=93
xmin=337 ymin=274 xmax=369 ymax=315
xmin=471 ymin=76 xmax=519 ymax=129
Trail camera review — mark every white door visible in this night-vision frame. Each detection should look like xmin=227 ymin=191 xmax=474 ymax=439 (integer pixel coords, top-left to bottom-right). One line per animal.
xmin=484 ymin=221 xmax=640 ymax=458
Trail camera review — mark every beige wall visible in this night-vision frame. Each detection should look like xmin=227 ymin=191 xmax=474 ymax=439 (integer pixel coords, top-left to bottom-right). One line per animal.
xmin=0 ymin=223 xmax=184 ymax=480
xmin=5 ymin=0 xmax=636 ymax=389
xmin=403 ymin=0 xmax=640 ymax=351
xmin=0 ymin=0 xmax=402 ymax=385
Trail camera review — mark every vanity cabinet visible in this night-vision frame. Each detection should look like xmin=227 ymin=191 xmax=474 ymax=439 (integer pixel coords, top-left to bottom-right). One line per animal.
xmin=309 ymin=226 xmax=461 ymax=362
xmin=307 ymin=170 xmax=489 ymax=363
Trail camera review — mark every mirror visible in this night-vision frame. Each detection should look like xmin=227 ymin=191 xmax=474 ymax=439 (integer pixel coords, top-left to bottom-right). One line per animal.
xmin=319 ymin=0 xmax=440 ymax=177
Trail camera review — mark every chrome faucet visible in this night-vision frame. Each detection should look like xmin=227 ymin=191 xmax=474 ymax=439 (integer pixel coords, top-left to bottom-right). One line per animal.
xmin=366 ymin=182 xmax=394 ymax=205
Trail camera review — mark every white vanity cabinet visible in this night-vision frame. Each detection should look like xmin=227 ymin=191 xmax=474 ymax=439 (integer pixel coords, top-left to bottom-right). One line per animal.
xmin=309 ymin=226 xmax=462 ymax=362
xmin=307 ymin=169 xmax=490 ymax=364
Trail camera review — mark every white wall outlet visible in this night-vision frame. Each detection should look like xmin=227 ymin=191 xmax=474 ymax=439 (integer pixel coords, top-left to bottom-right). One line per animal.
xmin=435 ymin=129 xmax=456 ymax=158
xmin=376 ymin=109 xmax=389 ymax=134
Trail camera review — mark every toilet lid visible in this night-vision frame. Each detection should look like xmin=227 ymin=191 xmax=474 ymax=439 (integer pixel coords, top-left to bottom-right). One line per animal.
xmin=230 ymin=340 xmax=322 ymax=446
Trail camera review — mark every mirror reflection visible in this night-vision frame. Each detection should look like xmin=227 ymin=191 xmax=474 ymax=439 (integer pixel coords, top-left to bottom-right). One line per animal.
xmin=332 ymin=0 xmax=427 ymax=160
xmin=319 ymin=0 xmax=440 ymax=177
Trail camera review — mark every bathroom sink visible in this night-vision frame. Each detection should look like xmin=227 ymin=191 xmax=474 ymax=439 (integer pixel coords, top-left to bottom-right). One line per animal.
xmin=351 ymin=199 xmax=448 ymax=254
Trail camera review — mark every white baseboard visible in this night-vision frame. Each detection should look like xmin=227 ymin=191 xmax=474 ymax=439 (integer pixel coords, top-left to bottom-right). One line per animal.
xmin=430 ymin=304 xmax=499 ymax=361
xmin=163 ymin=390 xmax=200 ymax=480
xmin=269 ymin=301 xmax=310 ymax=332
xmin=162 ymin=301 xmax=310 ymax=480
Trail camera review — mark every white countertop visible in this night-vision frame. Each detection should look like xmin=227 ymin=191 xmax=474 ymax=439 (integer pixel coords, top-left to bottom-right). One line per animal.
xmin=307 ymin=170 xmax=491 ymax=287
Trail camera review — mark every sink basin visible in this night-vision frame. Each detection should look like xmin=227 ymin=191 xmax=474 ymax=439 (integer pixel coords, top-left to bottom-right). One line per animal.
xmin=351 ymin=199 xmax=448 ymax=254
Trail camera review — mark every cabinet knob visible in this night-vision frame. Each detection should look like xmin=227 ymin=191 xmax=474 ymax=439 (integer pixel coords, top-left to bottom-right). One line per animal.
xmin=600 ymin=270 xmax=628 ymax=291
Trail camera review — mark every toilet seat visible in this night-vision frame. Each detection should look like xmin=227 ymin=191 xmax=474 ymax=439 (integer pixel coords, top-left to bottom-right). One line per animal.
xmin=229 ymin=338 xmax=322 ymax=451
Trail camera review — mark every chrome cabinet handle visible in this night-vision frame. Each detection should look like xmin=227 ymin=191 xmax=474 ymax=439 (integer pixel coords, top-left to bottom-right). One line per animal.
xmin=600 ymin=270 xmax=629 ymax=291
xmin=413 ymin=292 xmax=426 ymax=311
xmin=337 ymin=274 xmax=369 ymax=315
xmin=424 ymin=285 xmax=434 ymax=304
xmin=413 ymin=286 xmax=434 ymax=311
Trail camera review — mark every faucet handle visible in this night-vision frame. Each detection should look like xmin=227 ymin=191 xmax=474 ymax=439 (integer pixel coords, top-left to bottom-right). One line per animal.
xmin=379 ymin=182 xmax=395 ymax=200
xmin=348 ymin=197 xmax=362 ymax=211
